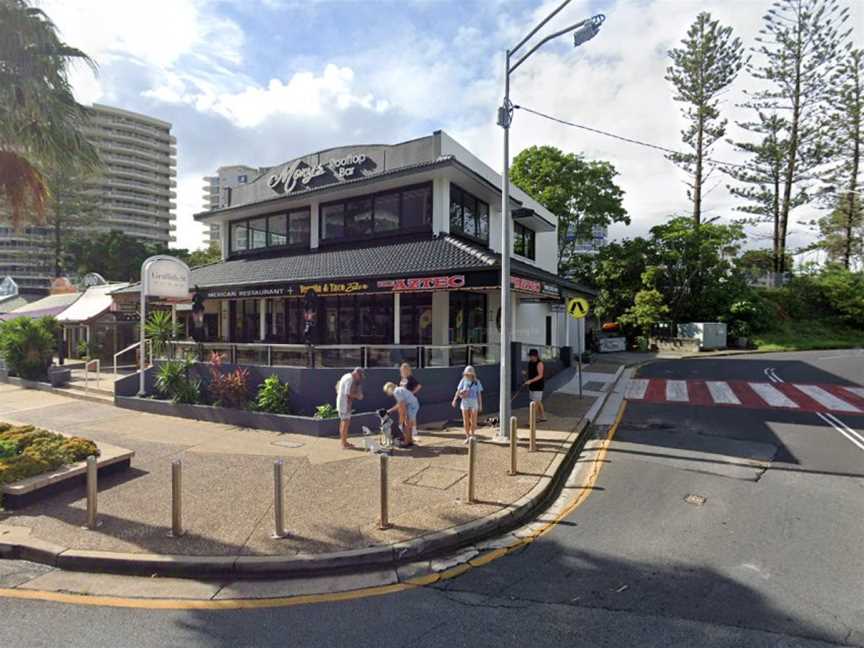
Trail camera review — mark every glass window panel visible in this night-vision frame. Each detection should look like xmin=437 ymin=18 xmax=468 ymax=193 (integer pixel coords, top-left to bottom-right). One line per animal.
xmin=374 ymin=192 xmax=400 ymax=232
xmin=450 ymin=186 xmax=463 ymax=232
xmin=268 ymin=214 xmax=288 ymax=247
xmin=338 ymin=296 xmax=356 ymax=344
xmin=321 ymin=203 xmax=344 ymax=240
xmin=289 ymin=209 xmax=310 ymax=246
xmin=249 ymin=217 xmax=267 ymax=249
xmin=345 ymin=197 xmax=373 ymax=237
xmin=476 ymin=201 xmax=489 ymax=241
xmin=230 ymin=221 xmax=248 ymax=252
xmin=461 ymin=195 xmax=476 ymax=238
xmin=402 ymin=185 xmax=432 ymax=229
xmin=324 ymin=297 xmax=339 ymax=344
xmin=527 ymin=228 xmax=535 ymax=259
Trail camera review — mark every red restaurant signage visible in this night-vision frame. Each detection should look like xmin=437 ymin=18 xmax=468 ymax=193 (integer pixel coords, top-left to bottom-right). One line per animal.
xmin=377 ymin=275 xmax=466 ymax=291
xmin=511 ymin=276 xmax=542 ymax=293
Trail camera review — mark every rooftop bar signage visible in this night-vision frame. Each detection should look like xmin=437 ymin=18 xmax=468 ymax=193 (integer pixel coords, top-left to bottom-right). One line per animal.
xmin=267 ymin=152 xmax=377 ymax=195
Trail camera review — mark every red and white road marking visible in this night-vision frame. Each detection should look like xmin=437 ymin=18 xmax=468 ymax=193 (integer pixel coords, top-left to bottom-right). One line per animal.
xmin=624 ymin=378 xmax=864 ymax=414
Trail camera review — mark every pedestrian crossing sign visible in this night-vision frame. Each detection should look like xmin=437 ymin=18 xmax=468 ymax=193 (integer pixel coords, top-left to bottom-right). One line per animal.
xmin=567 ymin=297 xmax=590 ymax=320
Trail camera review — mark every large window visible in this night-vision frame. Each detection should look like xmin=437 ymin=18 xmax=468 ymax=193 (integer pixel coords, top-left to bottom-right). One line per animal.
xmin=229 ymin=208 xmax=310 ymax=254
xmin=400 ymin=293 xmax=433 ymax=345
xmin=319 ymin=183 xmax=432 ymax=243
xmin=513 ymin=222 xmax=536 ymax=260
xmin=449 ymin=292 xmax=488 ymax=344
xmin=450 ymin=184 xmax=489 ymax=244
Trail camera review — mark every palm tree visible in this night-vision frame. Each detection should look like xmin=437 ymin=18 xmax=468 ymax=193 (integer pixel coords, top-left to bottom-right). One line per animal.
xmin=0 ymin=0 xmax=99 ymax=229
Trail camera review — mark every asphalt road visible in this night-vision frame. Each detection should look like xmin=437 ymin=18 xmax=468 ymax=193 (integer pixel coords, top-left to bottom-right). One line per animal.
xmin=2 ymin=350 xmax=863 ymax=648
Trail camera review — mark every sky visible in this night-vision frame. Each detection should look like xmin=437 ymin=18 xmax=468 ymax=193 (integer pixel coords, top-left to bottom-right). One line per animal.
xmin=39 ymin=0 xmax=863 ymax=256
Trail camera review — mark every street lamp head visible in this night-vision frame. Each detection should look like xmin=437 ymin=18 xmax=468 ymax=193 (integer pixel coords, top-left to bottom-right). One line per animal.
xmin=573 ymin=14 xmax=605 ymax=47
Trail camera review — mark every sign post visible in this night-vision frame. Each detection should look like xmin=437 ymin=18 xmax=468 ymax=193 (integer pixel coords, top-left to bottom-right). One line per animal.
xmin=566 ymin=297 xmax=591 ymax=400
xmin=139 ymin=256 xmax=191 ymax=396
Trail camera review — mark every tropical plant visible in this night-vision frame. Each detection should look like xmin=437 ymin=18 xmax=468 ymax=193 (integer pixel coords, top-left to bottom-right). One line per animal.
xmin=256 ymin=374 xmax=293 ymax=415
xmin=0 ymin=423 xmax=98 ymax=485
xmin=314 ymin=403 xmax=338 ymax=420
xmin=665 ymin=12 xmax=745 ymax=224
xmin=0 ymin=0 xmax=99 ymax=229
xmin=0 ymin=316 xmax=56 ymax=380
xmin=207 ymin=352 xmax=249 ymax=409
xmin=76 ymin=339 xmax=90 ymax=360
xmin=154 ymin=357 xmax=200 ymax=405
xmin=144 ymin=310 xmax=178 ymax=358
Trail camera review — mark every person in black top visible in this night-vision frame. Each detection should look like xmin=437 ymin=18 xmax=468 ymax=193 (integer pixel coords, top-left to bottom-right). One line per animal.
xmin=399 ymin=362 xmax=423 ymax=439
xmin=524 ymin=349 xmax=547 ymax=422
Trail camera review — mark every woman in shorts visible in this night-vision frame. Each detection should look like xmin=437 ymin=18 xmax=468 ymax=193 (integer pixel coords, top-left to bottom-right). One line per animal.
xmin=451 ymin=365 xmax=483 ymax=444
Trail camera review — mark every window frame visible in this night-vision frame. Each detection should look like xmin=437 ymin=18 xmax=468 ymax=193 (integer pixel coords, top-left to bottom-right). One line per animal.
xmin=228 ymin=206 xmax=312 ymax=256
xmin=318 ymin=181 xmax=433 ymax=245
xmin=449 ymin=184 xmax=490 ymax=245
xmin=513 ymin=222 xmax=536 ymax=260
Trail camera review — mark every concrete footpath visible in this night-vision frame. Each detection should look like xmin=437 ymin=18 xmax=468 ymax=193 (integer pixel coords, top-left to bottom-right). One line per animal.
xmin=0 ymin=363 xmax=623 ymax=590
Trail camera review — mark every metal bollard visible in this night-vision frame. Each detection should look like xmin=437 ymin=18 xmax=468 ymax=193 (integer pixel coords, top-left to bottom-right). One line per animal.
xmin=170 ymin=460 xmax=183 ymax=537
xmin=529 ymin=401 xmax=538 ymax=452
xmin=272 ymin=459 xmax=288 ymax=539
xmin=378 ymin=454 xmax=391 ymax=530
xmin=508 ymin=416 xmax=518 ymax=476
xmin=85 ymin=455 xmax=99 ymax=529
xmin=466 ymin=436 xmax=477 ymax=504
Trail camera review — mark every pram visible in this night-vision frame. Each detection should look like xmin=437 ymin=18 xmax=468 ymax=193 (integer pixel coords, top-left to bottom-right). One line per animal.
xmin=361 ymin=408 xmax=405 ymax=453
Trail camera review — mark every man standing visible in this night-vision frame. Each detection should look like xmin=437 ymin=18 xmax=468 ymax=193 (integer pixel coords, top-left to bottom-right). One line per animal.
xmin=524 ymin=349 xmax=547 ymax=422
xmin=336 ymin=367 xmax=365 ymax=449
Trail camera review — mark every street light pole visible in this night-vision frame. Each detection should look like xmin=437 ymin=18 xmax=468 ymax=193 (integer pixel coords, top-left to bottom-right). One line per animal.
xmin=495 ymin=1 xmax=605 ymax=440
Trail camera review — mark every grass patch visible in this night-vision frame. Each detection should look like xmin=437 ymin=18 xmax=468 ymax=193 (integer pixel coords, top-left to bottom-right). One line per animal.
xmin=752 ymin=319 xmax=864 ymax=352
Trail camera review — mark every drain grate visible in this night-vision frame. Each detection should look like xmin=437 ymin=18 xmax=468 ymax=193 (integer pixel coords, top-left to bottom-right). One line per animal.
xmin=684 ymin=494 xmax=707 ymax=506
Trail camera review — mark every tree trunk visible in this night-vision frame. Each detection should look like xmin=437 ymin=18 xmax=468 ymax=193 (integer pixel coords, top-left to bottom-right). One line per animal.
xmin=693 ymin=116 xmax=704 ymax=225
xmin=778 ymin=38 xmax=803 ymax=276
xmin=844 ymin=69 xmax=861 ymax=270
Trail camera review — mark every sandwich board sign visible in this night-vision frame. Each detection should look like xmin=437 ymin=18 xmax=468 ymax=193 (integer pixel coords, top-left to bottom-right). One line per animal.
xmin=138 ymin=256 xmax=191 ymax=395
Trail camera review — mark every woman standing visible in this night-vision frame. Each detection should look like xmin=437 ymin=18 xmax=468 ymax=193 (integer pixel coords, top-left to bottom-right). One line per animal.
xmin=399 ymin=362 xmax=422 ymax=438
xmin=451 ymin=365 xmax=483 ymax=444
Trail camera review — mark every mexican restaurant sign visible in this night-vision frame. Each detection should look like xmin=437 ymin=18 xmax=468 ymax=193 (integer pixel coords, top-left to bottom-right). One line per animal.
xmin=268 ymin=153 xmax=375 ymax=195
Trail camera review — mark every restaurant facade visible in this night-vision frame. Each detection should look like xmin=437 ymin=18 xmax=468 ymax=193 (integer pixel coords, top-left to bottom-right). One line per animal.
xmin=118 ymin=131 xmax=592 ymax=359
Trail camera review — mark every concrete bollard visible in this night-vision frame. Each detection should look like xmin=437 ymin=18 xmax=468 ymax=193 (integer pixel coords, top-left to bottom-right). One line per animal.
xmin=508 ymin=416 xmax=518 ymax=476
xmin=529 ymin=401 xmax=538 ymax=452
xmin=378 ymin=454 xmax=391 ymax=530
xmin=85 ymin=455 xmax=99 ymax=529
xmin=466 ymin=436 xmax=477 ymax=504
xmin=272 ymin=459 xmax=288 ymax=539
xmin=170 ymin=460 xmax=184 ymax=537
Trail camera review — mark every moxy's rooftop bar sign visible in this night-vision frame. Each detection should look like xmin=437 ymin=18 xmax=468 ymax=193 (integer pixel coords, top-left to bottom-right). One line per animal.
xmin=267 ymin=152 xmax=377 ymax=195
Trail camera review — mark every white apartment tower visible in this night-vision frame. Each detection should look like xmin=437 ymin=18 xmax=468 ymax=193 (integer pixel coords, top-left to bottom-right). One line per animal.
xmin=202 ymin=165 xmax=259 ymax=243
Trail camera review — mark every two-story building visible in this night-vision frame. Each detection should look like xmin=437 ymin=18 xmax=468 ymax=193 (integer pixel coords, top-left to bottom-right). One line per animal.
xmin=130 ymin=131 xmax=592 ymax=360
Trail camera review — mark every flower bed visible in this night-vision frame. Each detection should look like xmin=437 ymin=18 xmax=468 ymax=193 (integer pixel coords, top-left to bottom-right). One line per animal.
xmin=0 ymin=423 xmax=100 ymax=487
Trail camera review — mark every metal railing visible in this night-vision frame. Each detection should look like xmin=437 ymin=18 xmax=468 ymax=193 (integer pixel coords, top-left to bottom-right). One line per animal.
xmin=84 ymin=359 xmax=101 ymax=391
xmin=113 ymin=339 xmax=152 ymax=376
xmin=165 ymin=341 xmax=503 ymax=369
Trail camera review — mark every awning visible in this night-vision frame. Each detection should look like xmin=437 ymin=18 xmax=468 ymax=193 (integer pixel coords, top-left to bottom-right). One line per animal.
xmin=56 ymin=283 xmax=129 ymax=324
xmin=0 ymin=292 xmax=81 ymax=322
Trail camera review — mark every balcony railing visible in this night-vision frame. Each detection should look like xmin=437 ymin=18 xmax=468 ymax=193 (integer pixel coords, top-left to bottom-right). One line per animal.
xmin=165 ymin=341 xmax=508 ymax=369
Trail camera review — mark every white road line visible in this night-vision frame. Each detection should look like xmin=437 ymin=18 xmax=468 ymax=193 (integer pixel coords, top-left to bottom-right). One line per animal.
xmin=843 ymin=386 xmax=864 ymax=400
xmin=749 ymin=382 xmax=798 ymax=408
xmin=818 ymin=412 xmax=864 ymax=452
xmin=763 ymin=368 xmax=777 ymax=383
xmin=665 ymin=380 xmax=689 ymax=402
xmin=793 ymin=385 xmax=861 ymax=413
xmin=624 ymin=378 xmax=649 ymax=400
xmin=706 ymin=381 xmax=740 ymax=405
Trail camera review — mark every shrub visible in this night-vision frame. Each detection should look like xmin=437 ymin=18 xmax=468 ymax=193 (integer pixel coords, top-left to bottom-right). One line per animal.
xmin=144 ymin=310 xmax=178 ymax=359
xmin=0 ymin=438 xmax=16 ymax=460
xmin=155 ymin=357 xmax=201 ymax=404
xmin=314 ymin=403 xmax=338 ymax=420
xmin=0 ymin=316 xmax=57 ymax=380
xmin=0 ymin=424 xmax=99 ymax=485
xmin=816 ymin=268 xmax=864 ymax=325
xmin=256 ymin=374 xmax=294 ymax=415
xmin=207 ymin=352 xmax=249 ymax=408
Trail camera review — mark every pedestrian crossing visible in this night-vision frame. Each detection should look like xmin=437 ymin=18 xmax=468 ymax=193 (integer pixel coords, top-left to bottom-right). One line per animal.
xmin=624 ymin=378 xmax=864 ymax=414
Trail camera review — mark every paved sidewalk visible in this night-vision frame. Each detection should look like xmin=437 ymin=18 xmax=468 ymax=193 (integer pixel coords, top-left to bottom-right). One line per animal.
xmin=0 ymin=380 xmax=600 ymax=560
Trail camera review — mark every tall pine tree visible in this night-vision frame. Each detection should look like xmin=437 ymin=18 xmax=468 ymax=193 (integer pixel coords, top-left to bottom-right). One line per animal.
xmin=737 ymin=0 xmax=851 ymax=275
xmin=665 ymin=12 xmax=745 ymax=224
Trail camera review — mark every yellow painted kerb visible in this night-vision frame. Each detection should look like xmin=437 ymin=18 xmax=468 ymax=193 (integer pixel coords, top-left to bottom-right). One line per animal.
xmin=0 ymin=401 xmax=627 ymax=611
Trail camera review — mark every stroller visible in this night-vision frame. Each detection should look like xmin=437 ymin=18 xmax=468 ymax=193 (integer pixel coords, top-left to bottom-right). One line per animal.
xmin=361 ymin=408 xmax=405 ymax=454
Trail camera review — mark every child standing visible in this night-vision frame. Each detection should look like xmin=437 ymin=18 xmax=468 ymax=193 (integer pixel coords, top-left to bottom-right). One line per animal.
xmin=451 ymin=365 xmax=483 ymax=444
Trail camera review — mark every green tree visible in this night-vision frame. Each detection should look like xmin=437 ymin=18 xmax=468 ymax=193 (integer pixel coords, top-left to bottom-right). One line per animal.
xmin=43 ymin=163 xmax=102 ymax=276
xmin=665 ymin=12 xmax=745 ymax=224
xmin=739 ymin=0 xmax=851 ymax=274
xmin=0 ymin=0 xmax=98 ymax=229
xmin=66 ymin=230 xmax=174 ymax=281
xmin=184 ymin=242 xmax=221 ymax=268
xmin=510 ymin=145 xmax=628 ymax=274
xmin=808 ymin=199 xmax=864 ymax=268
xmin=620 ymin=288 xmax=670 ymax=338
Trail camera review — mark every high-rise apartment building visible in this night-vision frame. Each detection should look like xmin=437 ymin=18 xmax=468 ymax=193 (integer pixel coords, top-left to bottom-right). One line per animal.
xmin=0 ymin=104 xmax=177 ymax=294
xmin=202 ymin=165 xmax=259 ymax=243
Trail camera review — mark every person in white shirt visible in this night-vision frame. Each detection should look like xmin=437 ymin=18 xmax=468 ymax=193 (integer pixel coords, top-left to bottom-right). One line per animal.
xmin=336 ymin=367 xmax=365 ymax=449
xmin=384 ymin=381 xmax=419 ymax=447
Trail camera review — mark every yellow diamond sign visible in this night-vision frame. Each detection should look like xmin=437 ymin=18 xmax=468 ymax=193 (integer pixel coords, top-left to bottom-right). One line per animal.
xmin=567 ymin=297 xmax=590 ymax=320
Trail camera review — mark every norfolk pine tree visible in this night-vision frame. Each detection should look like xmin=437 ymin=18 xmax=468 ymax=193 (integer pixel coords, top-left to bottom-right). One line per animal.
xmin=665 ymin=12 xmax=745 ymax=225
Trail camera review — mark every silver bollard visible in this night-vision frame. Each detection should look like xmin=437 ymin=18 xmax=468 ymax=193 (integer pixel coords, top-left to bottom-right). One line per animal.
xmin=508 ymin=416 xmax=518 ymax=476
xmin=170 ymin=460 xmax=183 ymax=537
xmin=466 ymin=436 xmax=477 ymax=504
xmin=378 ymin=454 xmax=391 ymax=530
xmin=529 ymin=401 xmax=538 ymax=452
xmin=272 ymin=459 xmax=288 ymax=539
xmin=85 ymin=455 xmax=99 ymax=529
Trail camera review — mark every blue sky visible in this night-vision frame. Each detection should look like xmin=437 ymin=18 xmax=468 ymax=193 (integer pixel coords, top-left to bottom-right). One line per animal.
xmin=40 ymin=0 xmax=863 ymax=257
